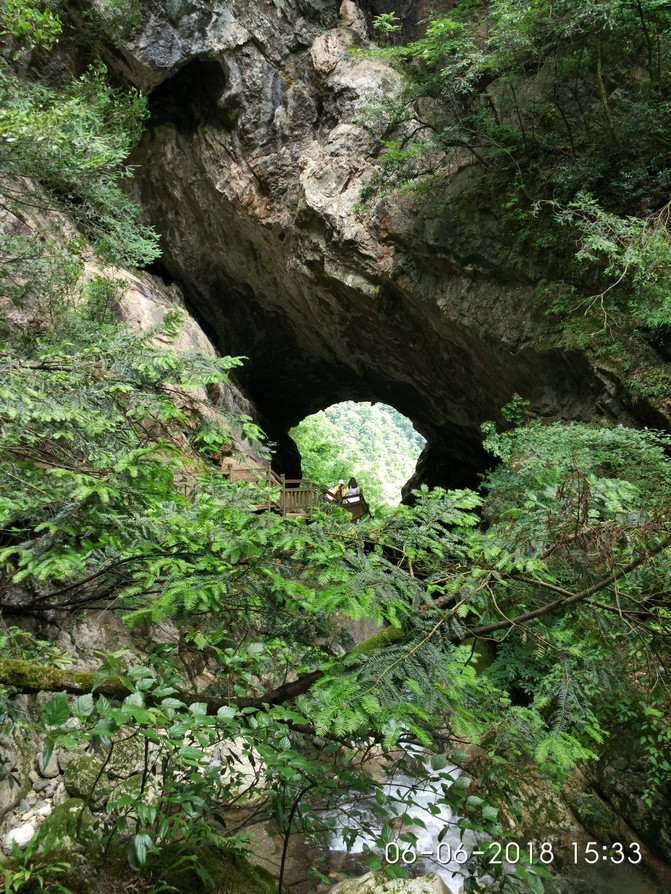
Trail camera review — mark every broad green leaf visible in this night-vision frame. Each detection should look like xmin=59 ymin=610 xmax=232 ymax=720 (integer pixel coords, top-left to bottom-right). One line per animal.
xmin=42 ymin=693 xmax=70 ymax=727
xmin=71 ymin=693 xmax=94 ymax=718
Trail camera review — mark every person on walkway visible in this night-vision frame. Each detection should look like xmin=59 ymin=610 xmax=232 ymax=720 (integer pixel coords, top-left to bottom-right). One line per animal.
xmin=346 ymin=477 xmax=361 ymax=502
xmin=330 ymin=479 xmax=346 ymax=502
xmin=346 ymin=476 xmax=366 ymax=523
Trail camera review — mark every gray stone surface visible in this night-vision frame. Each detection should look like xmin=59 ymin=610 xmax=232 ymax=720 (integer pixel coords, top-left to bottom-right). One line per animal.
xmin=328 ymin=871 xmax=451 ymax=894
xmin=2 ymin=822 xmax=36 ymax=854
xmin=590 ymin=735 xmax=671 ymax=864
xmin=39 ymin=798 xmax=96 ymax=851
xmin=63 ymin=755 xmax=112 ymax=809
xmin=96 ymin=0 xmax=666 ymax=491
xmin=0 ymin=731 xmax=36 ymax=819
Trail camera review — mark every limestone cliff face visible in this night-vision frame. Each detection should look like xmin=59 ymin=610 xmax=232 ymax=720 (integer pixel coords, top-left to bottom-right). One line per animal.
xmin=101 ymin=0 xmax=652 ymax=488
xmin=0 ymin=194 xmax=264 ymax=469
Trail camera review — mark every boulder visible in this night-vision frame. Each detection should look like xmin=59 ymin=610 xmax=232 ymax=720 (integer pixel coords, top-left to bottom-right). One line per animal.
xmin=62 ymin=755 xmax=112 ymax=810
xmin=0 ymin=730 xmax=36 ymax=820
xmin=2 ymin=822 xmax=36 ymax=854
xmin=36 ymin=747 xmax=60 ymax=779
xmin=328 ymin=870 xmax=451 ymax=894
xmin=39 ymin=798 xmax=97 ymax=851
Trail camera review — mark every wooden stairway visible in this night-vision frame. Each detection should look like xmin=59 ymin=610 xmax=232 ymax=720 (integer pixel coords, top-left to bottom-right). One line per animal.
xmin=227 ymin=466 xmax=370 ymax=520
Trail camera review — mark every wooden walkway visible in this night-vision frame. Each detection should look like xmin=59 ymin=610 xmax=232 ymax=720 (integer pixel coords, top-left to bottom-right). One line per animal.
xmin=228 ymin=467 xmax=370 ymax=520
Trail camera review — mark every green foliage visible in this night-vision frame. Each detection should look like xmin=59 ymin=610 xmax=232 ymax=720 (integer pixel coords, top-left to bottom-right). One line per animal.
xmin=358 ymin=0 xmax=671 ymax=388
xmin=550 ymin=192 xmax=671 ymax=331
xmin=638 ymin=702 xmax=671 ymax=807
xmin=290 ymin=401 xmax=425 ymax=508
xmin=1 ymin=824 xmax=72 ymax=893
xmin=0 ymin=627 xmax=74 ymax=785
xmin=0 ymin=60 xmax=159 ymax=267
xmin=373 ymin=12 xmax=401 ymax=36
xmin=0 ymin=9 xmax=670 ymax=882
xmin=0 ymin=0 xmax=158 ymax=334
xmin=1 ymin=327 xmax=671 ymax=887
xmin=500 ymin=392 xmax=531 ymax=427
xmin=0 ymin=313 xmax=250 ymax=601
xmin=0 ymin=233 xmax=85 ymax=327
xmin=367 ymin=0 xmax=671 ymax=194
xmin=0 ymin=315 xmax=492 ymax=884
xmin=372 ymin=12 xmax=401 ymax=47
xmin=0 ymin=0 xmax=62 ymax=56
xmin=37 ymin=657 xmax=247 ymax=875
xmin=85 ymin=0 xmax=142 ymax=44
xmin=478 ymin=414 xmax=671 ymax=793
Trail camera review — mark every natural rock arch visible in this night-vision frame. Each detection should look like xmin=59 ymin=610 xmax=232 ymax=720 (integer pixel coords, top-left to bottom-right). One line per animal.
xmin=115 ymin=0 xmax=649 ymax=492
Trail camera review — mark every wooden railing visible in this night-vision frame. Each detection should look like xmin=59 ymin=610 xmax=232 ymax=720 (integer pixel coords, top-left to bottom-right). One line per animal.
xmin=229 ymin=466 xmax=283 ymax=512
xmin=229 ymin=467 xmax=283 ymax=488
xmin=280 ymin=478 xmax=320 ymax=515
xmin=323 ymin=489 xmax=370 ymax=522
xmin=227 ymin=466 xmax=369 ymax=519
xmin=228 ymin=467 xmax=319 ymax=515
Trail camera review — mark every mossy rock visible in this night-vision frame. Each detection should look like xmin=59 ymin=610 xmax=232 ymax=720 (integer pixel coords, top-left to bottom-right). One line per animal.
xmin=120 ymin=772 xmax=144 ymax=799
xmin=0 ymin=731 xmax=38 ymax=819
xmin=593 ymin=733 xmax=671 ymax=861
xmin=0 ymin=770 xmax=31 ymax=822
xmin=63 ymin=754 xmax=112 ymax=808
xmin=329 ymin=872 xmax=450 ymax=894
xmin=39 ymin=798 xmax=97 ymax=851
xmin=151 ymin=845 xmax=279 ymax=893
xmin=58 ymin=842 xmax=280 ymax=894
xmin=107 ymin=733 xmax=149 ymax=779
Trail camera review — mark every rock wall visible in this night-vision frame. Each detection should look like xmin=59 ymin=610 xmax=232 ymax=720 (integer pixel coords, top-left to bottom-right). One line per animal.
xmin=95 ymin=0 xmax=659 ymax=488
xmin=0 ymin=187 xmax=269 ymax=474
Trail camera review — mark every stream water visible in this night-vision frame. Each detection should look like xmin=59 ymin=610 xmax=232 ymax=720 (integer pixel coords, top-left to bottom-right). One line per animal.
xmin=322 ymin=751 xmax=667 ymax=894
xmin=325 ymin=757 xmax=475 ymax=893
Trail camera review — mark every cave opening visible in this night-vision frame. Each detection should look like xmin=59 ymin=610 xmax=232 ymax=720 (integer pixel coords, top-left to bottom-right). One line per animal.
xmin=143 ymin=265 xmax=497 ymax=496
xmin=147 ymin=58 xmax=239 ymax=133
xmin=289 ymin=400 xmax=426 ymax=508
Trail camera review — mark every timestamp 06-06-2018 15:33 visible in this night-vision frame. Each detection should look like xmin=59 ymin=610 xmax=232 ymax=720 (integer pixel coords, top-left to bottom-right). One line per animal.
xmin=383 ymin=839 xmax=643 ymax=867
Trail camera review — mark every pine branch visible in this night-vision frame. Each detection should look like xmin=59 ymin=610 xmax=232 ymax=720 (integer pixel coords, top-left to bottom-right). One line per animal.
xmin=469 ymin=534 xmax=671 ymax=639
xmin=0 ymin=655 xmax=323 ymax=714
xmin=1 ymin=538 xmax=668 ymax=714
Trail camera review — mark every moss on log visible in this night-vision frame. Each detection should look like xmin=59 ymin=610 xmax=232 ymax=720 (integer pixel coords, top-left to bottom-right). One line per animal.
xmin=348 ymin=625 xmax=404 ymax=654
xmin=0 ymin=626 xmax=406 ymax=713
xmin=0 ymin=658 xmax=128 ymax=699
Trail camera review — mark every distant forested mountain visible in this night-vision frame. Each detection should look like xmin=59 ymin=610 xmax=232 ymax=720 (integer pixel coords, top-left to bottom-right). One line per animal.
xmin=290 ymin=402 xmax=425 ymax=507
